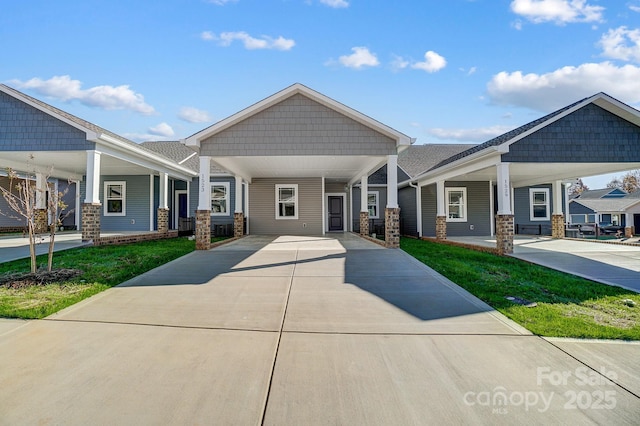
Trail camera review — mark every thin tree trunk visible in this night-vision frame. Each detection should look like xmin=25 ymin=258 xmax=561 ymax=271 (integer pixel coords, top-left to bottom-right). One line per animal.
xmin=28 ymin=221 xmax=36 ymax=274
xmin=48 ymin=224 xmax=55 ymax=272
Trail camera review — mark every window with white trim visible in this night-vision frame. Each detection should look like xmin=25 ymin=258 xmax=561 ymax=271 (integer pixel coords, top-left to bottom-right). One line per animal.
xmin=367 ymin=191 xmax=379 ymax=219
xmin=211 ymin=182 xmax=229 ymax=215
xmin=276 ymin=184 xmax=298 ymax=219
xmin=529 ymin=188 xmax=550 ymax=221
xmin=104 ymin=181 xmax=126 ymax=216
xmin=446 ymin=187 xmax=467 ymax=222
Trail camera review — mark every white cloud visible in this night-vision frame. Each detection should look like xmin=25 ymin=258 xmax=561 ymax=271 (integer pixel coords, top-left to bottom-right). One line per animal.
xmin=320 ymin=0 xmax=349 ymax=7
xmin=206 ymin=0 xmax=238 ymax=5
xmin=338 ymin=47 xmax=380 ymax=69
xmin=202 ymin=31 xmax=295 ymax=50
xmin=487 ymin=62 xmax=640 ymax=111
xmin=10 ymin=75 xmax=155 ymax=115
xmin=510 ymin=0 xmax=604 ymax=24
xmin=391 ymin=55 xmax=410 ymax=71
xmin=178 ymin=106 xmax=212 ymax=123
xmin=411 ymin=51 xmax=447 ymax=73
xmin=631 ymin=4 xmax=640 ymax=13
xmin=148 ymin=122 xmax=175 ymax=137
xmin=428 ymin=125 xmax=515 ymax=142
xmin=598 ymin=26 xmax=640 ymax=63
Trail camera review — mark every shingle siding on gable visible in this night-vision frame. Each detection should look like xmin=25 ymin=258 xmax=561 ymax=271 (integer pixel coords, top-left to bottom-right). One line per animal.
xmin=100 ymin=175 xmax=150 ymax=232
xmin=0 ymin=92 xmax=95 ymax=151
xmin=502 ymin=104 xmax=640 ymax=163
xmin=569 ymin=201 xmax=596 ymax=215
xmin=200 ymin=94 xmax=396 ymax=157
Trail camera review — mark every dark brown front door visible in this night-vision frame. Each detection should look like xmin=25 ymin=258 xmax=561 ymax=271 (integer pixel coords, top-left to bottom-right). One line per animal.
xmin=328 ymin=196 xmax=343 ymax=231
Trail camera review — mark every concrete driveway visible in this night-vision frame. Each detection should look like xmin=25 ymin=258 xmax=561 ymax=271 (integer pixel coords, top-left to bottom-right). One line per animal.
xmin=1 ymin=234 xmax=638 ymax=424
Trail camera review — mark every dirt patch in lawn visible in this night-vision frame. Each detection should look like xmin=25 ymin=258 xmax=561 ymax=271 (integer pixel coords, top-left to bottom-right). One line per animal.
xmin=0 ymin=269 xmax=83 ymax=289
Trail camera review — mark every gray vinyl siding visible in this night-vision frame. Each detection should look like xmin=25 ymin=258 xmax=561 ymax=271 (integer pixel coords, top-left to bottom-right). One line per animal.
xmin=0 ymin=176 xmax=25 ymax=227
xmin=188 ymin=176 xmax=237 ymax=229
xmin=569 ymin=201 xmax=596 ymax=215
xmin=513 ymin=184 xmax=555 ymax=228
xmin=59 ymin=181 xmax=76 ymax=228
xmin=503 ymin=104 xmax=640 ymax=163
xmin=249 ymin=177 xmax=322 ymax=235
xmin=421 ymin=182 xmax=491 ymax=237
xmin=0 ymin=91 xmax=95 ymax=151
xmin=398 ymin=186 xmax=417 ymax=236
xmin=200 ymin=94 xmax=397 ymax=157
xmin=352 ymin=186 xmax=387 ymax=231
xmin=100 ymin=175 xmax=151 ymax=231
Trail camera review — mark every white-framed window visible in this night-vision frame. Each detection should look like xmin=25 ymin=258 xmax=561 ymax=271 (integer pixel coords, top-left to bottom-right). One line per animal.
xmin=446 ymin=187 xmax=467 ymax=222
xmin=570 ymin=214 xmax=596 ymax=224
xmin=211 ymin=182 xmax=229 ymax=216
xmin=276 ymin=184 xmax=298 ymax=220
xmin=367 ymin=191 xmax=379 ymax=219
xmin=104 ymin=181 xmax=126 ymax=216
xmin=529 ymin=188 xmax=550 ymax=221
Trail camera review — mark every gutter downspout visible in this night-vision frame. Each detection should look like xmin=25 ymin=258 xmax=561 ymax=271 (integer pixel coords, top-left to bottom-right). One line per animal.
xmin=409 ymin=181 xmax=422 ymax=237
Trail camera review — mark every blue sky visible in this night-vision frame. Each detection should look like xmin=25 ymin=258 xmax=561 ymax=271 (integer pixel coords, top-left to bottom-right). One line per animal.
xmin=2 ymin=0 xmax=640 ymax=188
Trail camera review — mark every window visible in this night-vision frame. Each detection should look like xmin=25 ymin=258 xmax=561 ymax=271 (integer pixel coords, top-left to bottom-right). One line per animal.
xmin=529 ymin=188 xmax=550 ymax=221
xmin=446 ymin=187 xmax=467 ymax=222
xmin=104 ymin=181 xmax=125 ymax=216
xmin=367 ymin=191 xmax=379 ymax=219
xmin=276 ymin=184 xmax=298 ymax=219
xmin=570 ymin=214 xmax=596 ymax=224
xmin=211 ymin=182 xmax=229 ymax=215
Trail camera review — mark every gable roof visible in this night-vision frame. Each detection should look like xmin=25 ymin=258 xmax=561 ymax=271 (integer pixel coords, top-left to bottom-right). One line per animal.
xmin=571 ymin=197 xmax=640 ymax=212
xmin=423 ymin=92 xmax=640 ymax=174
xmin=573 ymin=188 xmax=627 ymax=199
xmin=184 ymin=83 xmax=413 ymax=149
xmin=141 ymin=141 xmax=225 ymax=174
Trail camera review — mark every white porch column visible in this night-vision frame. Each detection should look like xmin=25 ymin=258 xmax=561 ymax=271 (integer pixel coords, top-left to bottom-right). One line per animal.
xmin=235 ymin=175 xmax=243 ymax=213
xmin=159 ymin=172 xmax=168 ymax=209
xmin=198 ymin=156 xmax=211 ymax=211
xmin=416 ymin=184 xmax=422 ymax=237
xmin=436 ymin=180 xmax=446 ymax=217
xmin=552 ymin=180 xmax=563 ymax=215
xmin=496 ymin=163 xmax=512 ymax=215
xmin=360 ymin=174 xmax=369 ymax=236
xmin=84 ymin=150 xmax=101 ymax=204
xmin=386 ymin=155 xmax=398 ymax=208
xmin=35 ymin=173 xmax=46 ymax=209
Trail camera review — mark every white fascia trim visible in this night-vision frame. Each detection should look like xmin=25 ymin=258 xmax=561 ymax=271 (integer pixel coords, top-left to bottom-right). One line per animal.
xmin=97 ymin=135 xmax=197 ymax=180
xmin=415 ymin=149 xmax=502 ymax=187
xmin=184 ymin=83 xmax=413 ymax=147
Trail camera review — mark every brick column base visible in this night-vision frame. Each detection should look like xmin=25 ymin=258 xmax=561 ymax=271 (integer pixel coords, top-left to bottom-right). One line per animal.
xmin=495 ymin=214 xmax=514 ymax=255
xmin=359 ymin=211 xmax=369 ymax=237
xmin=81 ymin=203 xmax=101 ymax=242
xmin=436 ymin=215 xmax=447 ymax=240
xmin=157 ymin=208 xmax=169 ymax=234
xmin=195 ymin=210 xmax=211 ymax=250
xmin=35 ymin=208 xmax=48 ymax=234
xmin=625 ymin=226 xmax=635 ymax=238
xmin=385 ymin=207 xmax=400 ymax=248
xmin=551 ymin=214 xmax=565 ymax=239
xmin=234 ymin=212 xmax=244 ymax=238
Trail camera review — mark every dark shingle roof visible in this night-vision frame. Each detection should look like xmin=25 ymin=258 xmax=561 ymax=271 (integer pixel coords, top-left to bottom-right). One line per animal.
xmin=425 ymin=96 xmax=591 ymax=173
xmin=399 ymin=144 xmax=477 ymax=179
xmin=141 ymin=141 xmax=225 ymax=174
xmin=574 ymin=188 xmax=622 ymax=199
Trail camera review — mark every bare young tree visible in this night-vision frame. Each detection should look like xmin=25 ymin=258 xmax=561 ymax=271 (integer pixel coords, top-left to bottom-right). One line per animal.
xmin=569 ymin=178 xmax=589 ymax=195
xmin=46 ymin=181 xmax=73 ymax=272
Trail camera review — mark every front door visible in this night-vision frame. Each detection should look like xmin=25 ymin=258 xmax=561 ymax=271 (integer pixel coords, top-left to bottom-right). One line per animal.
xmin=328 ymin=196 xmax=343 ymax=231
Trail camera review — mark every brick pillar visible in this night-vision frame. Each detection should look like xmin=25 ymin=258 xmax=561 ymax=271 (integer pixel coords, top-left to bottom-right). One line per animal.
xmin=625 ymin=226 xmax=634 ymax=238
xmin=359 ymin=211 xmax=369 ymax=237
xmin=385 ymin=207 xmax=400 ymax=248
xmin=157 ymin=208 xmax=169 ymax=234
xmin=495 ymin=214 xmax=514 ymax=255
xmin=81 ymin=203 xmax=101 ymax=242
xmin=234 ymin=212 xmax=244 ymax=238
xmin=195 ymin=210 xmax=211 ymax=250
xmin=551 ymin=214 xmax=565 ymax=239
xmin=435 ymin=216 xmax=447 ymax=240
xmin=34 ymin=208 xmax=48 ymax=233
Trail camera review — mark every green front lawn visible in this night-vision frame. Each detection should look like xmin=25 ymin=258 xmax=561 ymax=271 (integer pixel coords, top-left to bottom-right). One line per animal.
xmin=0 ymin=238 xmax=195 ymax=319
xmin=401 ymin=237 xmax=640 ymax=340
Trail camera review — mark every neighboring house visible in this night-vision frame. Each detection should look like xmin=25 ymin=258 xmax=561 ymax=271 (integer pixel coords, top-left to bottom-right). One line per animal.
xmin=569 ymin=188 xmax=640 ymax=233
xmin=0 ymin=84 xmax=197 ymax=242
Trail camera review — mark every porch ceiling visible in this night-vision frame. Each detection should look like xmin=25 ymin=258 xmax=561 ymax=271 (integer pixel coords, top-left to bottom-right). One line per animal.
xmin=446 ymin=162 xmax=640 ymax=188
xmin=212 ymin=155 xmax=386 ymax=182
xmin=2 ymin=151 xmax=168 ymax=180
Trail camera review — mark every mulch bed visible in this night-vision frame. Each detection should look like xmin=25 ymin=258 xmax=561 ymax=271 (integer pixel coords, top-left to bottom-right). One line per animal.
xmin=0 ymin=269 xmax=83 ymax=289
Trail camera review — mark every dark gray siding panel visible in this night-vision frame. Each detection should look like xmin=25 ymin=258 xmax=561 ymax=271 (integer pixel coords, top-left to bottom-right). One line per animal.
xmin=59 ymin=180 xmax=76 ymax=228
xmin=0 ymin=91 xmax=95 ymax=151
xmin=569 ymin=201 xmax=596 ymax=215
xmin=0 ymin=176 xmax=26 ymax=227
xmin=100 ymin=175 xmax=151 ymax=232
xmin=513 ymin=184 xmax=555 ymax=227
xmin=249 ymin=177 xmax=322 ymax=235
xmin=398 ymin=186 xmax=417 ymax=236
xmin=368 ymin=165 xmax=387 ymax=185
xmin=421 ymin=182 xmax=491 ymax=237
xmin=503 ymin=104 xmax=640 ymax=163
xmin=398 ymin=167 xmax=410 ymax=182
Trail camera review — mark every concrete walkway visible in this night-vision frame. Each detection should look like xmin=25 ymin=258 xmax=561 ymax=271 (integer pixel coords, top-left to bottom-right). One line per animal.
xmin=449 ymin=236 xmax=640 ymax=293
xmin=0 ymin=231 xmax=89 ymax=263
xmin=0 ymin=234 xmax=638 ymax=424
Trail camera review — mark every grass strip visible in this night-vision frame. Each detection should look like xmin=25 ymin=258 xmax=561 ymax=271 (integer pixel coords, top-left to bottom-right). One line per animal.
xmin=0 ymin=238 xmax=195 ymax=319
xmin=400 ymin=237 xmax=640 ymax=340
